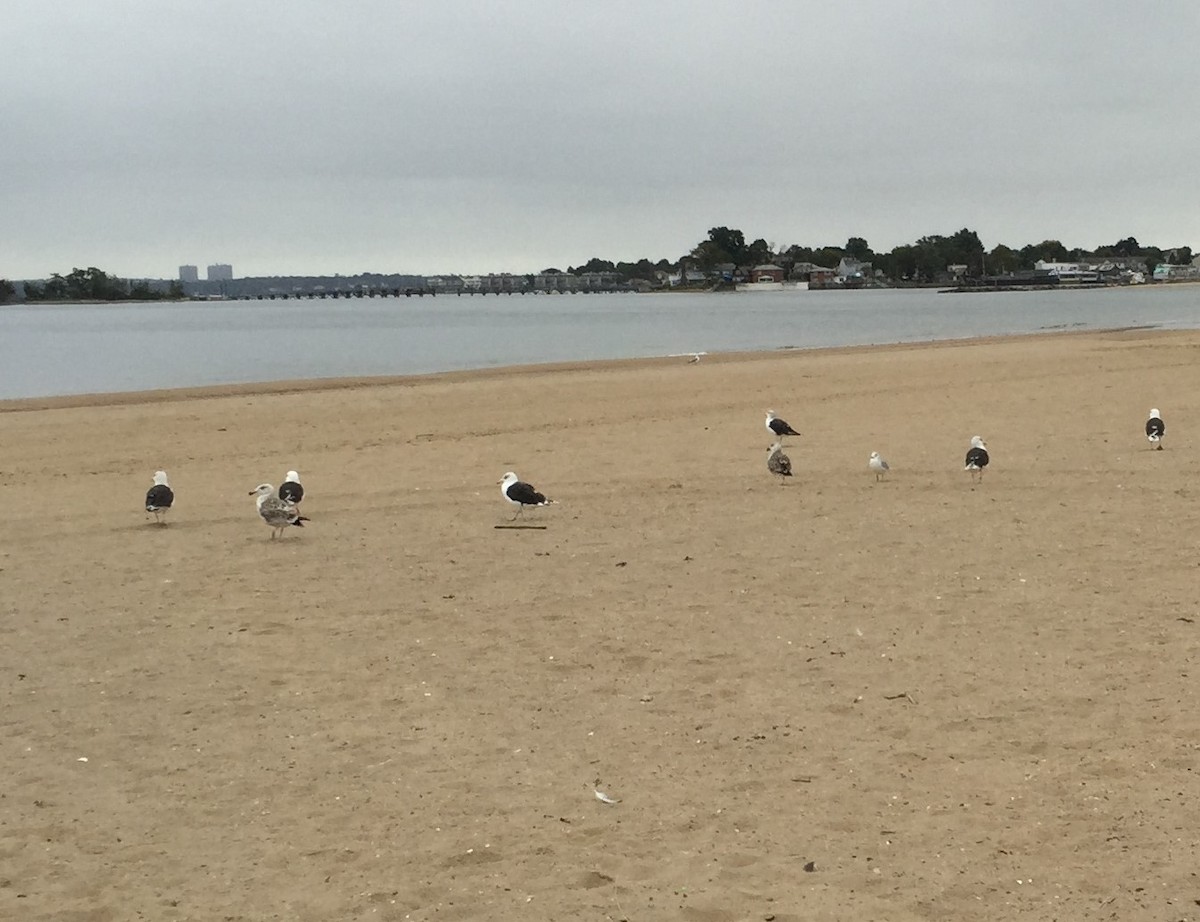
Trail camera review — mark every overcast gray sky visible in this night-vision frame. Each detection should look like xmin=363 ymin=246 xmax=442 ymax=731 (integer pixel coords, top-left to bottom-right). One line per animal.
xmin=3 ymin=1 xmax=1197 ymax=280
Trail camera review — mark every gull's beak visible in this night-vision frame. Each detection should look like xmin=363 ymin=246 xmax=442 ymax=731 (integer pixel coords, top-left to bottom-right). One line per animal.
xmin=248 ymin=489 xmax=257 ymax=495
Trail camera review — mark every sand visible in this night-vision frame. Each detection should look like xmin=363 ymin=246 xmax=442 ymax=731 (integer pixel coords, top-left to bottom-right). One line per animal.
xmin=3 ymin=328 xmax=1199 ymax=922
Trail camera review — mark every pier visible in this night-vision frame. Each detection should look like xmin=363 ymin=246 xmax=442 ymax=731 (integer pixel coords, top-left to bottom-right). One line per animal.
xmin=229 ymin=286 xmax=629 ymax=301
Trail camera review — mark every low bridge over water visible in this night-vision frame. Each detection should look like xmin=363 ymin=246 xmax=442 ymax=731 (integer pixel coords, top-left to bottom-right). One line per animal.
xmin=232 ymin=287 xmax=627 ymax=301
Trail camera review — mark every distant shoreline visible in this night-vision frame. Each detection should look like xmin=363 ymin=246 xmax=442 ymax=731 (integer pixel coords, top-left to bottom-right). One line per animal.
xmin=6 ymin=278 xmax=1198 ymax=307
xmin=940 ymin=279 xmax=1200 ymax=294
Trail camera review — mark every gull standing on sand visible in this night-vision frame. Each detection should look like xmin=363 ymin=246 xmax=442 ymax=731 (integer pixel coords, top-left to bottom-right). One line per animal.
xmin=279 ymin=470 xmax=304 ymax=505
xmin=767 ymin=442 xmax=792 ymax=481
xmin=765 ymin=410 xmax=801 ymax=441
xmin=1146 ymin=408 xmax=1165 ymax=449
xmin=499 ymin=471 xmax=553 ymax=519
xmin=868 ymin=451 xmax=890 ymax=481
xmin=145 ymin=470 xmax=174 ymax=524
xmin=964 ymin=436 xmax=989 ymax=482
xmin=249 ymin=483 xmax=309 ymax=538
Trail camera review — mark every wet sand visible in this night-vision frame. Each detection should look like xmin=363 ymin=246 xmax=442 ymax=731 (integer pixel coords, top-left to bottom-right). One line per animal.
xmin=3 ymin=328 xmax=1199 ymax=921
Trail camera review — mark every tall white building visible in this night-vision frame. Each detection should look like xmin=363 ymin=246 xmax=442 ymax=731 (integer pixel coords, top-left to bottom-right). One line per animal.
xmin=179 ymin=265 xmax=199 ymax=282
xmin=207 ymin=263 xmax=233 ymax=281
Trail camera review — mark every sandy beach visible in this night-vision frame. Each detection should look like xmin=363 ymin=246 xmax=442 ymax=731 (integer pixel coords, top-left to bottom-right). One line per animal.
xmin=3 ymin=327 xmax=1199 ymax=922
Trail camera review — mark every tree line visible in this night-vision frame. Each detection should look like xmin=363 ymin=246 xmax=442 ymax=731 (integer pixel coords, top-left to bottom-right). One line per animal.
xmin=1 ymin=267 xmax=184 ymax=304
xmin=567 ymin=228 xmax=1193 ymax=284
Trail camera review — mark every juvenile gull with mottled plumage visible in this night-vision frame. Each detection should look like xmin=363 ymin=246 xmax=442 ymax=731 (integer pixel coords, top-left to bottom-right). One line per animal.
xmin=767 ymin=442 xmax=792 ymax=481
xmin=249 ymin=483 xmax=309 ymax=538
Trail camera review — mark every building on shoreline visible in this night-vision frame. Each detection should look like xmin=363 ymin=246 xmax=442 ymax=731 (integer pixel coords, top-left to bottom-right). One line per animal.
xmin=1152 ymin=263 xmax=1200 ymax=281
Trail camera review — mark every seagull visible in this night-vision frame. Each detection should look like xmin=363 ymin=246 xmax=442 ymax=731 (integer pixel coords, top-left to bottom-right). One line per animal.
xmin=278 ymin=470 xmax=304 ymax=504
xmin=499 ymin=471 xmax=553 ymax=519
xmin=767 ymin=441 xmax=792 ymax=481
xmin=869 ymin=451 xmax=890 ymax=481
xmin=964 ymin=436 xmax=989 ymax=482
xmin=687 ymin=352 xmax=702 ymax=364
xmin=1146 ymin=408 xmax=1165 ymax=449
xmin=145 ymin=470 xmax=174 ymax=524
xmin=249 ymin=483 xmax=309 ymax=538
xmin=765 ymin=409 xmax=801 ymax=441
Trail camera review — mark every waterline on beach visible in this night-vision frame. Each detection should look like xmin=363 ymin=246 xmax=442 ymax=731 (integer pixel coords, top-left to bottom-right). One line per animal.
xmin=1 ymin=286 xmax=1196 ymax=399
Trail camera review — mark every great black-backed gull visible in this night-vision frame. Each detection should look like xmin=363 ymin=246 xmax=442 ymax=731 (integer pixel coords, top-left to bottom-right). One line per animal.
xmin=145 ymin=470 xmax=174 ymax=524
xmin=1146 ymin=408 xmax=1165 ymax=449
xmin=765 ymin=410 xmax=801 ymax=440
xmin=767 ymin=442 xmax=792 ymax=481
xmin=869 ymin=451 xmax=890 ymax=481
xmin=499 ymin=471 xmax=553 ymax=519
xmin=249 ymin=483 xmax=309 ymax=538
xmin=964 ymin=436 xmax=989 ymax=482
xmin=279 ymin=470 xmax=304 ymax=504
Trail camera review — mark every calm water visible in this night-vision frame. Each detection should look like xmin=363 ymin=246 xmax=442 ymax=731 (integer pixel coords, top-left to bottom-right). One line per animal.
xmin=1 ymin=286 xmax=1198 ymax=399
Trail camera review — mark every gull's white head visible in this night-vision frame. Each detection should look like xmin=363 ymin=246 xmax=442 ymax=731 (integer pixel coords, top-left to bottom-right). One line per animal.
xmin=765 ymin=409 xmax=777 ymax=419
xmin=499 ymin=472 xmax=518 ymax=486
xmin=1149 ymin=408 xmax=1161 ymax=419
xmin=285 ymin=470 xmax=300 ymax=483
xmin=869 ymin=451 xmax=880 ymax=461
xmin=768 ymin=441 xmax=783 ymax=454
xmin=153 ymin=470 xmax=170 ymax=486
xmin=250 ymin=483 xmax=276 ymax=509
xmin=970 ymin=435 xmax=986 ymax=449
